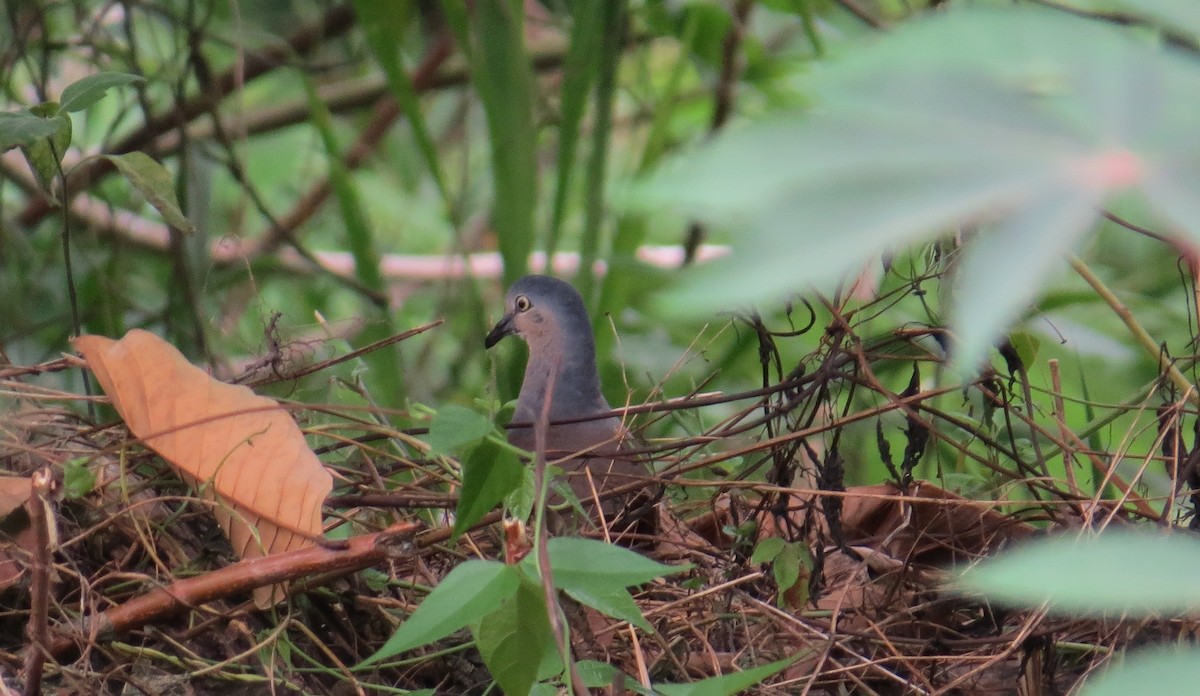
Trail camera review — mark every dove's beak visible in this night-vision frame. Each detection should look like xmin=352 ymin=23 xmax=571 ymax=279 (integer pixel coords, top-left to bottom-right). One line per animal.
xmin=484 ymin=312 xmax=516 ymax=349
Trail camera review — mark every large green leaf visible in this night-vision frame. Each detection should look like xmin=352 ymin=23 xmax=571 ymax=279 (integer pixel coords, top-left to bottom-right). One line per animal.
xmin=957 ymin=530 xmax=1200 ymax=614
xmin=453 ymin=438 xmax=523 ymax=539
xmin=474 ymin=578 xmax=561 ymax=696
xmin=359 ymin=560 xmax=519 ymax=665
xmin=634 ymin=6 xmax=1200 ymax=371
xmin=1080 ymin=647 xmax=1200 ymax=696
xmin=1106 ymin=0 xmax=1200 ymax=38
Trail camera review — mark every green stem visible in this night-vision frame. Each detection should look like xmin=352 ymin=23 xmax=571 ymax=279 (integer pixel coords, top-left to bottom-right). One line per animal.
xmin=1070 ymin=255 xmax=1197 ymax=404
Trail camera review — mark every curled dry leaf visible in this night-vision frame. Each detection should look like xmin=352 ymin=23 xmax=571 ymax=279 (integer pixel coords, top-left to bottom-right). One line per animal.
xmin=0 ymin=476 xmax=35 ymax=592
xmin=73 ymin=330 xmax=333 ymax=607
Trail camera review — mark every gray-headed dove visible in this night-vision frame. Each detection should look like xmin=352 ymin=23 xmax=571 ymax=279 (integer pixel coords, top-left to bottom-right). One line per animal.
xmin=485 ymin=274 xmax=653 ymax=536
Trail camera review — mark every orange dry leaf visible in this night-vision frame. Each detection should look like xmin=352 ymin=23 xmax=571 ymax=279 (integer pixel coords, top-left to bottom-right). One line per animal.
xmin=74 ymin=330 xmax=333 ymax=607
xmin=0 ymin=475 xmax=35 ymax=592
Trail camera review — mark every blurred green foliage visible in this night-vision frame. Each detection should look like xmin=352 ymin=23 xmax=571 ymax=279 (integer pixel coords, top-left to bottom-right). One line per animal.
xmin=5 ymin=0 xmax=1200 ymax=690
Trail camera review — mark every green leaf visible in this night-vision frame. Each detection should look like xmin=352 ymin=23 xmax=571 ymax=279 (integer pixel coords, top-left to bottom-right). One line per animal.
xmin=956 ymin=530 xmax=1200 ymax=614
xmin=1106 ymin=0 xmax=1200 ymax=38
xmin=474 ymin=578 xmax=561 ymax=696
xmin=771 ymin=543 xmax=802 ymax=596
xmin=20 ymin=103 xmax=70 ymax=189
xmin=633 ymin=6 xmax=1200 ymax=372
xmin=0 ymin=110 xmax=65 ymax=152
xmin=352 ymin=0 xmax=449 ymax=205
xmin=545 ymin=0 xmax=606 ymax=256
xmin=750 ymin=536 xmax=785 ymax=565
xmin=504 ymin=464 xmax=536 ymax=522
xmin=103 ymin=153 xmax=194 ymax=233
xmin=59 ymin=72 xmax=144 ymax=113
xmin=453 ymin=439 xmax=523 ymax=540
xmin=653 ymin=656 xmax=796 ymax=696
xmin=539 ymin=537 xmax=689 ymax=592
xmin=575 ymin=0 xmax=627 ymax=304
xmin=359 ymin=560 xmax=519 ymax=665
xmin=1007 ymin=331 xmax=1041 ymax=370
xmin=299 ymin=71 xmax=404 ymax=411
xmin=360 ymin=568 xmax=391 ymax=593
xmin=61 ymin=457 xmax=95 ymax=500
xmin=427 ymin=404 xmax=493 ymax=456
xmin=773 ymin=542 xmax=812 ymax=607
xmin=950 ymin=186 xmax=1100 ymax=371
xmin=577 ymin=660 xmax=625 ymax=689
xmin=564 ymin=584 xmax=651 ymax=631
xmin=1080 ymin=647 xmax=1200 ymax=696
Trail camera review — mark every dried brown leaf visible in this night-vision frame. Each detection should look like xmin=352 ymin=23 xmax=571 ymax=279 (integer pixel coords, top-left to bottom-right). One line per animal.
xmin=829 ymin=482 xmax=1035 ymax=564
xmin=0 ymin=475 xmax=32 ymax=518
xmin=73 ymin=330 xmax=333 ymax=607
xmin=0 ymin=475 xmax=35 ymax=592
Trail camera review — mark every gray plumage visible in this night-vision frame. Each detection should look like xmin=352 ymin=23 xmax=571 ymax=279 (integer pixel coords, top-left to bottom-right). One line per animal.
xmin=485 ymin=275 xmax=651 ymax=533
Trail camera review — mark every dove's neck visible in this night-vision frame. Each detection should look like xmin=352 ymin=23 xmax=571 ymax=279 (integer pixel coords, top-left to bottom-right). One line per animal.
xmin=515 ymin=329 xmax=609 ymax=425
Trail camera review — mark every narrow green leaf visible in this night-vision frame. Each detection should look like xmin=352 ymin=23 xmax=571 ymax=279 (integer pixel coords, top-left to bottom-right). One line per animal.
xmin=576 ymin=0 xmax=626 ymax=304
xmin=103 ymin=153 xmax=194 ymax=233
xmin=956 ymin=530 xmax=1200 ymax=614
xmin=545 ymin=0 xmax=606 ymax=256
xmin=300 ymin=75 xmax=383 ymax=291
xmin=453 ymin=439 xmax=523 ymax=539
xmin=439 ymin=1 xmax=472 ymax=60
xmin=1080 ymin=647 xmax=1200 ymax=696
xmin=790 ymin=0 xmax=825 ymax=56
xmin=352 ymin=0 xmax=450 ymax=205
xmin=359 ymin=560 xmax=519 ymax=665
xmin=474 ymin=578 xmax=561 ymax=696
xmin=300 ymin=72 xmax=405 ymax=410
xmin=427 ymin=404 xmax=493 ymax=456
xmin=0 ymin=110 xmax=64 ymax=152
xmin=653 ymin=657 xmax=796 ymax=696
xmin=564 ymin=585 xmax=651 ymax=631
xmin=539 ymin=537 xmax=689 ymax=592
xmin=462 ymin=0 xmax=537 ymax=285
xmin=595 ymin=12 xmax=698 ymax=363
xmin=59 ymin=72 xmax=144 ymax=113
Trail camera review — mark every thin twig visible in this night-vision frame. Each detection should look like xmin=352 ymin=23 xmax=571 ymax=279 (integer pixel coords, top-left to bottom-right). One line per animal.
xmin=21 ymin=468 xmax=54 ymax=696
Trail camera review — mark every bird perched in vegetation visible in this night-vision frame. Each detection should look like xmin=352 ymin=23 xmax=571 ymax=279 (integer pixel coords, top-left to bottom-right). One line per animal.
xmin=484 ymin=274 xmax=653 ymax=537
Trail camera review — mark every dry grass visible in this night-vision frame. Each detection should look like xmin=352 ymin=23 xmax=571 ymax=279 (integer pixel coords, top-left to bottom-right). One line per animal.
xmin=1 ymin=309 xmax=1195 ymax=695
